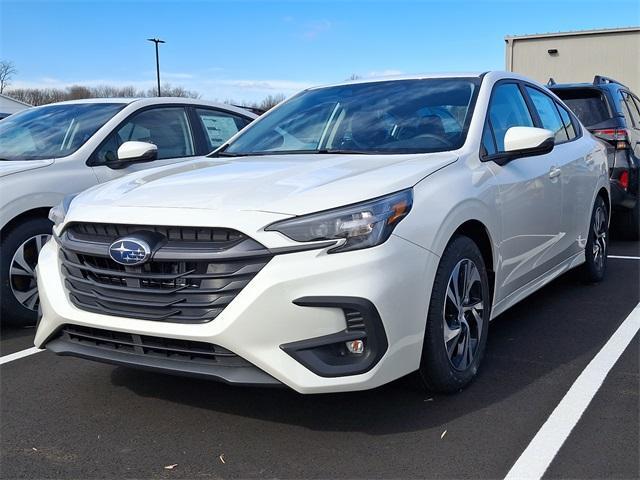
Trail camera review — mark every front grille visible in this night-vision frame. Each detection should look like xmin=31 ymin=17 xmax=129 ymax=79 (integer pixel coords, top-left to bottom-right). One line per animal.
xmin=59 ymin=325 xmax=252 ymax=367
xmin=60 ymin=222 xmax=272 ymax=323
xmin=67 ymin=223 xmax=243 ymax=247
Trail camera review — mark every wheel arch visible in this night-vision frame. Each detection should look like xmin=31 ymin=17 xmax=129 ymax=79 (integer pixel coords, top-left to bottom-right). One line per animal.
xmin=597 ymin=186 xmax=611 ymax=220
xmin=1 ymin=207 xmax=52 ymax=239
xmin=449 ymin=219 xmax=496 ymax=303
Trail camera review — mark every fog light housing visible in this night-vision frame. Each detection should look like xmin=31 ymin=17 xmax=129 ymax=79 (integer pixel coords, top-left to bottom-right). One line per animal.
xmin=346 ymin=339 xmax=364 ymax=354
xmin=282 ymin=297 xmax=388 ymax=377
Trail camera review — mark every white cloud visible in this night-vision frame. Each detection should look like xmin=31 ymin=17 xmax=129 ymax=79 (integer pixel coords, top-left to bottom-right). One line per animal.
xmin=366 ymin=69 xmax=404 ymax=78
xmin=212 ymin=79 xmax=313 ymax=92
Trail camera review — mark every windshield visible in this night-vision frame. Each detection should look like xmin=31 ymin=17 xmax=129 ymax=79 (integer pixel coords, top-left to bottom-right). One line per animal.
xmin=0 ymin=103 xmax=126 ymax=160
xmin=222 ymin=78 xmax=480 ymax=156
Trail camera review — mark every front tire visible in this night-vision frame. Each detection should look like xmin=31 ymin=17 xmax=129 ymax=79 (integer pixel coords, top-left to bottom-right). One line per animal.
xmin=0 ymin=217 xmax=53 ymax=326
xmin=415 ymin=235 xmax=491 ymax=393
xmin=580 ymin=196 xmax=608 ymax=283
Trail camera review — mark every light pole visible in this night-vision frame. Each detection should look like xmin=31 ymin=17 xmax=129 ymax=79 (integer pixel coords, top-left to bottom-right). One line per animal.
xmin=147 ymin=38 xmax=165 ymax=96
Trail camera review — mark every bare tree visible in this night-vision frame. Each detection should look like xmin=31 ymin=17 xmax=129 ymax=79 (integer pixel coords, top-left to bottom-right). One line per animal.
xmin=0 ymin=60 xmax=17 ymax=94
xmin=6 ymin=82 xmax=200 ymax=106
xmin=256 ymin=93 xmax=286 ymax=111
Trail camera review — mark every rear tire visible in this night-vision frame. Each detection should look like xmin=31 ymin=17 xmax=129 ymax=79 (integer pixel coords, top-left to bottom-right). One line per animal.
xmin=414 ymin=235 xmax=491 ymax=393
xmin=0 ymin=217 xmax=53 ymax=327
xmin=580 ymin=196 xmax=608 ymax=283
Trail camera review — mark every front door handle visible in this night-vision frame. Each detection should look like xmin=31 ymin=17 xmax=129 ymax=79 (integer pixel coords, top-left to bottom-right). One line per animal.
xmin=549 ymin=167 xmax=562 ymax=179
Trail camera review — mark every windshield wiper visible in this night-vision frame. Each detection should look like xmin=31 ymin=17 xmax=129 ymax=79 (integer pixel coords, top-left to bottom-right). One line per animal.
xmin=316 ymin=149 xmax=380 ymax=155
xmin=211 ymin=151 xmax=250 ymax=157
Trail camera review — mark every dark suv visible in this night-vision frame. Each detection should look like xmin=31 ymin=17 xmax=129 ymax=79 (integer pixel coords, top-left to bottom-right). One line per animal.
xmin=550 ymin=76 xmax=640 ymax=239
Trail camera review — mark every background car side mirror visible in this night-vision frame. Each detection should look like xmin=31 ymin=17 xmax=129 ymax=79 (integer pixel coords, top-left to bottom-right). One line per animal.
xmin=115 ymin=141 xmax=158 ymax=166
xmin=487 ymin=127 xmax=555 ymax=166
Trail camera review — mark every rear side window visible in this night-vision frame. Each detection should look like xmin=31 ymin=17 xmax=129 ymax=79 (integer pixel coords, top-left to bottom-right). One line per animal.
xmin=525 ymin=86 xmax=568 ymax=143
xmin=556 ymin=103 xmax=577 ymax=140
xmin=195 ymin=108 xmax=251 ymax=151
xmin=487 ymin=83 xmax=534 ymax=152
xmin=552 ymin=88 xmax=611 ymax=127
xmin=622 ymin=92 xmax=640 ymax=127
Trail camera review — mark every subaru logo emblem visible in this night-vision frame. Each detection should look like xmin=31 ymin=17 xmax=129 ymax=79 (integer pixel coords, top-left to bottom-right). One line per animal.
xmin=108 ymin=237 xmax=151 ymax=266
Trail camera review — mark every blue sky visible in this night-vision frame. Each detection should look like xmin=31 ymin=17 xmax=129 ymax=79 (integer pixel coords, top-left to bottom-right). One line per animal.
xmin=1 ymin=0 xmax=638 ymax=102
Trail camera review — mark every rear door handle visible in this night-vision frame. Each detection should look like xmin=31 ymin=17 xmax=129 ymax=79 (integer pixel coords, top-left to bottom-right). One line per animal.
xmin=549 ymin=167 xmax=562 ymax=179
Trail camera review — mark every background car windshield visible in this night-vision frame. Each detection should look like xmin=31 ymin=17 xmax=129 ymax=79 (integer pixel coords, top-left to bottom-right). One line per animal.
xmin=0 ymin=103 xmax=125 ymax=160
xmin=224 ymin=78 xmax=480 ymax=155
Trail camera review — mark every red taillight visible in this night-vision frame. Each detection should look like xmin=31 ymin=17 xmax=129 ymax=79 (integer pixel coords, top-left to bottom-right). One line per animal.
xmin=592 ymin=128 xmax=629 ymax=150
xmin=619 ymin=170 xmax=629 ymax=190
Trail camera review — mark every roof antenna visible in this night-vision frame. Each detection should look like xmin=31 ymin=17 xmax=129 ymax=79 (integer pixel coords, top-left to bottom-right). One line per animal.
xmin=547 ymin=77 xmax=556 ymax=86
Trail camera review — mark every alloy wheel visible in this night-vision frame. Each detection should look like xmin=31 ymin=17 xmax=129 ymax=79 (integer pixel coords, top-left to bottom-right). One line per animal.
xmin=592 ymin=205 xmax=607 ymax=270
xmin=443 ymin=258 xmax=484 ymax=371
xmin=9 ymin=234 xmax=51 ymax=311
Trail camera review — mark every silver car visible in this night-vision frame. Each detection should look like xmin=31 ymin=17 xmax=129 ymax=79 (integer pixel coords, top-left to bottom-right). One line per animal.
xmin=0 ymin=98 xmax=257 ymax=325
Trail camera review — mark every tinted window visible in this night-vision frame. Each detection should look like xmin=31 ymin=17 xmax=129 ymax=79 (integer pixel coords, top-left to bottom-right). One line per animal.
xmin=552 ymin=88 xmax=611 ymax=127
xmin=195 ymin=108 xmax=250 ymax=151
xmin=95 ymin=107 xmax=194 ymax=164
xmin=0 ymin=103 xmax=125 ymax=161
xmin=488 ymin=83 xmax=533 ymax=151
xmin=622 ymin=92 xmax=640 ymax=127
xmin=556 ymin=103 xmax=577 ymax=140
xmin=525 ymin=87 xmax=568 ymax=143
xmin=224 ymin=78 xmax=481 ymax=155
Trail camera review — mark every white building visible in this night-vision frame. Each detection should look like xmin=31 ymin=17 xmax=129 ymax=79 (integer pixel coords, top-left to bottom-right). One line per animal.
xmin=0 ymin=93 xmax=31 ymax=118
xmin=505 ymin=27 xmax=640 ymax=92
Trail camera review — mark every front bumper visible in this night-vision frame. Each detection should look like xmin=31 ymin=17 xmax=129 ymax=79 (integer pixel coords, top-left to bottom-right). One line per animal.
xmin=35 ymin=234 xmax=438 ymax=393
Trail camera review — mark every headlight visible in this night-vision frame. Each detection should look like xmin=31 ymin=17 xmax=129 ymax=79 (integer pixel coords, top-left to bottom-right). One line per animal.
xmin=48 ymin=194 xmax=78 ymax=227
xmin=265 ymin=189 xmax=413 ymax=253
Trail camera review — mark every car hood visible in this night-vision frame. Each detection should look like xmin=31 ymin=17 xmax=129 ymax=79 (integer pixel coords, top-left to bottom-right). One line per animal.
xmin=0 ymin=159 xmax=54 ymax=178
xmin=77 ymin=153 xmax=458 ymax=215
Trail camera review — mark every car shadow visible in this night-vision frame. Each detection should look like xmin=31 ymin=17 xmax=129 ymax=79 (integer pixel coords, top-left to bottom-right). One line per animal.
xmin=110 ymin=257 xmax=640 ymax=435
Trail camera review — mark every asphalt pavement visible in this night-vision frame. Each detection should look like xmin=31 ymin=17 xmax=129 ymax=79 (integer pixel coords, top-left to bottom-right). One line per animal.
xmin=1 ymin=239 xmax=638 ymax=479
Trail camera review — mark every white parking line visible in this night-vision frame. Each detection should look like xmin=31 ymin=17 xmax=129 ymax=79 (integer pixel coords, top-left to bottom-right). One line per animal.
xmin=608 ymin=255 xmax=640 ymax=260
xmin=0 ymin=347 xmax=44 ymax=365
xmin=504 ymin=302 xmax=640 ymax=480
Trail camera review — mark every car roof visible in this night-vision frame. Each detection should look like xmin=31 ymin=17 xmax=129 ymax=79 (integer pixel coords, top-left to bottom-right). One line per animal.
xmin=310 ymin=72 xmax=486 ymax=90
xmin=306 ymin=71 xmax=556 ymax=91
xmin=549 ymin=82 xmax=615 ymax=90
xmin=41 ymin=97 xmax=258 ymax=118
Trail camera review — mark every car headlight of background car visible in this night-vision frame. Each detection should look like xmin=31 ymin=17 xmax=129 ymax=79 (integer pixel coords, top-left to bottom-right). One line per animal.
xmin=48 ymin=194 xmax=78 ymax=227
xmin=266 ymin=189 xmax=413 ymax=253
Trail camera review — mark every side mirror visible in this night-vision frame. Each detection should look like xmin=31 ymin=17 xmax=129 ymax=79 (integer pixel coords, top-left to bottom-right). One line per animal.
xmin=487 ymin=127 xmax=555 ymax=166
xmin=116 ymin=141 xmax=158 ymax=164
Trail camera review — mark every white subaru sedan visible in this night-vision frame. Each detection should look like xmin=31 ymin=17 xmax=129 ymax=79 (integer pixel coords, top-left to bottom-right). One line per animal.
xmin=34 ymin=72 xmax=609 ymax=394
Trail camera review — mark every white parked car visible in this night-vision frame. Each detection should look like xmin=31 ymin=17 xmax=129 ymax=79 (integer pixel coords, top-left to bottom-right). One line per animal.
xmin=35 ymin=72 xmax=609 ymax=394
xmin=0 ymin=98 xmax=257 ymax=325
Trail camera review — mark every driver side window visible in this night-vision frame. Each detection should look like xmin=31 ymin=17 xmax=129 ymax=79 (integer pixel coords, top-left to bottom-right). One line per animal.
xmin=486 ymin=83 xmax=534 ymax=152
xmin=94 ymin=107 xmax=194 ymax=164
